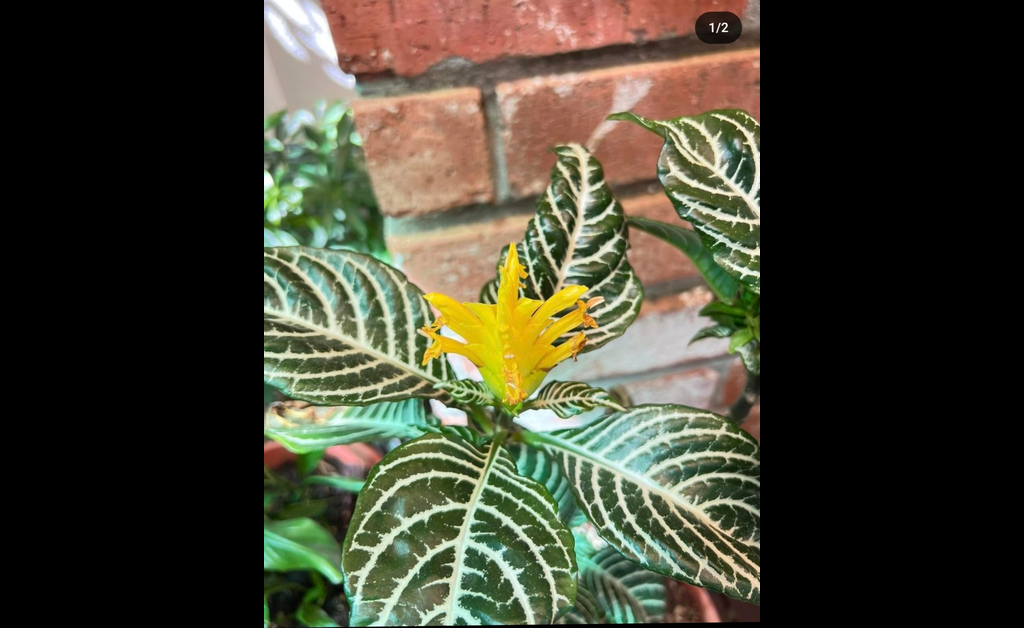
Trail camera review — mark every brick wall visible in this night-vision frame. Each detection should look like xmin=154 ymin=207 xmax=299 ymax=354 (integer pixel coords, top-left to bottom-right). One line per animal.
xmin=333 ymin=0 xmax=760 ymax=439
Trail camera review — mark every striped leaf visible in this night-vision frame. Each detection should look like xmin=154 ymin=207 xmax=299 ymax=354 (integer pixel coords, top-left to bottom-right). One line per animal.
xmin=525 ymin=382 xmax=625 ymax=418
xmin=611 ymin=111 xmax=760 ymax=293
xmin=342 ymin=432 xmax=577 ymax=625
xmin=434 ymin=380 xmax=497 ymax=407
xmin=508 ymin=444 xmax=579 ymax=526
xmin=626 ymin=217 xmax=740 ymax=302
xmin=558 ymin=582 xmax=604 ymax=625
xmin=571 ymin=524 xmax=665 ymax=624
xmin=482 ymin=145 xmax=643 ymax=351
xmin=264 ymin=247 xmax=450 ymax=405
xmin=264 ymin=399 xmax=437 ymax=453
xmin=531 ymin=405 xmax=761 ymax=605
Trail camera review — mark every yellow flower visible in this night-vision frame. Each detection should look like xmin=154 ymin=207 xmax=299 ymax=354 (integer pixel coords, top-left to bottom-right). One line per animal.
xmin=420 ymin=243 xmax=603 ymax=410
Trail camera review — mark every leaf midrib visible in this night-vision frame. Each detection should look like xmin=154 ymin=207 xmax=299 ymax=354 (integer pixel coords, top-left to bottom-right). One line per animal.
xmin=263 ymin=308 xmax=439 ymax=384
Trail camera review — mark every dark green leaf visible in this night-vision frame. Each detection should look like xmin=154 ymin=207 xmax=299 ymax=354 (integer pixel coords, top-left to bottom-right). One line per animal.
xmin=264 ymin=248 xmax=451 ymax=405
xmin=690 ymin=325 xmax=735 ymax=344
xmin=611 ymin=110 xmax=760 ymax=292
xmin=531 ymin=405 xmax=760 ymax=605
xmin=342 ymin=432 xmax=578 ymax=624
xmin=483 ymin=145 xmax=643 ymax=352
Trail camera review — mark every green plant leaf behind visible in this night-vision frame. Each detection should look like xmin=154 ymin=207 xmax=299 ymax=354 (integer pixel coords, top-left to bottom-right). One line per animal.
xmin=264 ymin=399 xmax=437 ymax=453
xmin=728 ymin=328 xmax=755 ymax=353
xmin=482 ymin=145 xmax=643 ymax=352
xmin=533 ymin=405 xmax=760 ymax=605
xmin=296 ymin=603 xmax=340 ymax=627
xmin=508 ymin=443 xmax=579 ymax=526
xmin=572 ymin=523 xmax=666 ymax=624
xmin=524 ymin=381 xmax=625 ymax=418
xmin=264 ymin=517 xmax=343 ymax=584
xmin=611 ymin=110 xmax=760 ymax=293
xmin=342 ymin=432 xmax=578 ymax=625
xmin=306 ymin=475 xmax=366 ymax=494
xmin=558 ymin=581 xmax=605 ymax=625
xmin=689 ymin=324 xmax=735 ymax=344
xmin=264 ymin=248 xmax=451 ymax=405
xmin=626 ymin=217 xmax=740 ymax=302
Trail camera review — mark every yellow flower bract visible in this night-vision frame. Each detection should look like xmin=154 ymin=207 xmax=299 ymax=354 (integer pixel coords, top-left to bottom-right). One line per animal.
xmin=420 ymin=244 xmax=602 ymax=409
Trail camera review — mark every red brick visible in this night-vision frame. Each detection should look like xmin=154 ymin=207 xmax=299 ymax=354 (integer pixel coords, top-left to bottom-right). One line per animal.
xmin=623 ymin=366 xmax=720 ymax=408
xmin=324 ymin=0 xmax=748 ymax=77
xmin=353 ymin=88 xmax=493 ymax=216
xmin=621 ymin=192 xmax=699 ymax=287
xmin=496 ymin=50 xmax=761 ymax=197
xmin=741 ymin=403 xmax=760 ymax=443
xmin=389 ymin=213 xmax=531 ymax=302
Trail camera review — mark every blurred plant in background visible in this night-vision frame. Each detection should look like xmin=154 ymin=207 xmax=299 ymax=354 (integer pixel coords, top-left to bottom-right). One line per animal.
xmin=264 ymin=101 xmax=389 ymax=262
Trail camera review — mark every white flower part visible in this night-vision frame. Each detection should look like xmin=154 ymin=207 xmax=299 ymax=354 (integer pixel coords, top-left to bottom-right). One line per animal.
xmin=428 ymin=399 xmax=468 ymax=426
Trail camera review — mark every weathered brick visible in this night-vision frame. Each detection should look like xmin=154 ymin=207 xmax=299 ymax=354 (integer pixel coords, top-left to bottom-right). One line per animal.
xmin=324 ymin=0 xmax=748 ymax=77
xmin=353 ymin=88 xmax=493 ymax=216
xmin=621 ymin=192 xmax=699 ymax=287
xmin=741 ymin=403 xmax=760 ymax=443
xmin=622 ymin=366 xmax=720 ymax=408
xmin=389 ymin=213 xmax=532 ymax=302
xmin=715 ymin=357 xmax=748 ymax=408
xmin=552 ymin=286 xmax=730 ymax=382
xmin=496 ymin=49 xmax=761 ymax=197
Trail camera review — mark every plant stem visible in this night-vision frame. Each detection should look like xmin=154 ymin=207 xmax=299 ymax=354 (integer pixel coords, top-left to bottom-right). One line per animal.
xmin=727 ymin=370 xmax=760 ymax=424
xmin=466 ymin=406 xmax=495 ymax=436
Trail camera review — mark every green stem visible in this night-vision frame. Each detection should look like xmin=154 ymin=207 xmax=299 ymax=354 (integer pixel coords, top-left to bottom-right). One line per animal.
xmin=466 ymin=406 xmax=494 ymax=436
xmin=727 ymin=370 xmax=760 ymax=424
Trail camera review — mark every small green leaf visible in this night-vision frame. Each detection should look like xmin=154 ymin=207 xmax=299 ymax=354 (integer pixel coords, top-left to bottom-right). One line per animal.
xmin=434 ymin=380 xmax=496 ymax=407
xmin=627 ymin=217 xmax=739 ymax=302
xmin=689 ymin=324 xmax=736 ymax=344
xmin=728 ymin=328 xmax=755 ymax=353
xmin=265 ymin=110 xmax=287 ymax=133
xmin=737 ymin=340 xmax=760 ymax=376
xmin=305 ymin=475 xmax=365 ymax=493
xmin=524 ymin=381 xmax=624 ymax=418
xmin=296 ymin=450 xmax=325 ymax=476
xmin=296 ymin=603 xmax=340 ymax=627
xmin=264 ymin=517 xmax=343 ymax=584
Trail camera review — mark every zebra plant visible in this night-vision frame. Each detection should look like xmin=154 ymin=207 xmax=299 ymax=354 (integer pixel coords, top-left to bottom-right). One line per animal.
xmin=612 ymin=109 xmax=761 ymax=422
xmin=264 ymin=135 xmax=761 ymax=626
